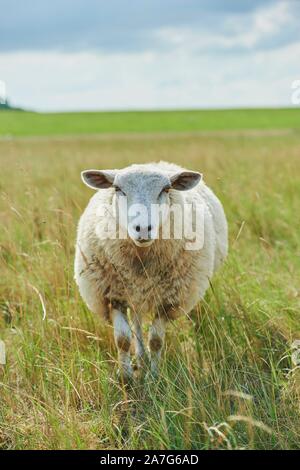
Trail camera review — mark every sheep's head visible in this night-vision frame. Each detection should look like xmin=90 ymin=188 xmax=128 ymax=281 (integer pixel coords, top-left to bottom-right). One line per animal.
xmin=81 ymin=166 xmax=201 ymax=247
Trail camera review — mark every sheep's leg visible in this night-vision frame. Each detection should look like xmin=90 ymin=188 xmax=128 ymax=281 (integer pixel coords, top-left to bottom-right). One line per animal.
xmin=148 ymin=315 xmax=166 ymax=375
xmin=132 ymin=312 xmax=148 ymax=369
xmin=112 ymin=308 xmax=133 ymax=382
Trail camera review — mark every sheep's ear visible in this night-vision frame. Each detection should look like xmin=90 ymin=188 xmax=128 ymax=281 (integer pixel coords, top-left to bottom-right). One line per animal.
xmin=170 ymin=171 xmax=202 ymax=191
xmin=81 ymin=170 xmax=116 ymax=189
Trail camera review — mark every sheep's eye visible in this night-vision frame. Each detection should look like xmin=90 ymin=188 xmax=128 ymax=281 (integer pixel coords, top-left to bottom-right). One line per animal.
xmin=114 ymin=186 xmax=126 ymax=196
xmin=159 ymin=187 xmax=169 ymax=197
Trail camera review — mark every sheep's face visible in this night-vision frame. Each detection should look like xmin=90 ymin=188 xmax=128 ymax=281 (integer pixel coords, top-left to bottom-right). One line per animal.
xmin=81 ymin=166 xmax=201 ymax=247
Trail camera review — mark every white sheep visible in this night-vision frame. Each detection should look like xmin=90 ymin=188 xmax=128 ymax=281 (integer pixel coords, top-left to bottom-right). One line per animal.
xmin=74 ymin=161 xmax=228 ymax=380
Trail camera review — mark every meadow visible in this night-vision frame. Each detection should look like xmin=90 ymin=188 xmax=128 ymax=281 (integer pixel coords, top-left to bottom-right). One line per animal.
xmin=0 ymin=108 xmax=300 ymax=449
xmin=1 ymin=107 xmax=300 ymax=137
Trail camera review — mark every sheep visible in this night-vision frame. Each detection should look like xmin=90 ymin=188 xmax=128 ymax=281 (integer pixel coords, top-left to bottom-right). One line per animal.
xmin=74 ymin=161 xmax=228 ymax=380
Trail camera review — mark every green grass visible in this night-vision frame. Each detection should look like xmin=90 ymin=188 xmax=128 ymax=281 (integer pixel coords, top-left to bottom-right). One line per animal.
xmin=0 ymin=114 xmax=300 ymax=449
xmin=0 ymin=107 xmax=300 ymax=137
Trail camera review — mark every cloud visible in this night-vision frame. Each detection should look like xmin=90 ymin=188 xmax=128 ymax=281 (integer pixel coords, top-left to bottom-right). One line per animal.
xmin=155 ymin=1 xmax=300 ymax=55
xmin=2 ymin=38 xmax=299 ymax=111
xmin=0 ymin=0 xmax=296 ymax=54
xmin=0 ymin=0 xmax=299 ymax=111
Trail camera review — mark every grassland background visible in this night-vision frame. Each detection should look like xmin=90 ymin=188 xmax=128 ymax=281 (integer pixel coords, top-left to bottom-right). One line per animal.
xmin=0 ymin=108 xmax=300 ymax=449
xmin=1 ymin=107 xmax=300 ymax=137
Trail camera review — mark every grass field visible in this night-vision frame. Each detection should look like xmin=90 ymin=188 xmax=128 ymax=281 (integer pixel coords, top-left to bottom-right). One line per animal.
xmin=1 ymin=107 xmax=300 ymax=137
xmin=0 ymin=109 xmax=300 ymax=449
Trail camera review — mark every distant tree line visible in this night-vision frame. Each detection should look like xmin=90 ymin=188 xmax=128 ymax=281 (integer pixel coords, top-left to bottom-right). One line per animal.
xmin=0 ymin=99 xmax=23 ymax=111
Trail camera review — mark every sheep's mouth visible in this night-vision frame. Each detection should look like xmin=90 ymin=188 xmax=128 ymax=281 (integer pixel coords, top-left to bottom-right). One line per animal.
xmin=132 ymin=238 xmax=154 ymax=248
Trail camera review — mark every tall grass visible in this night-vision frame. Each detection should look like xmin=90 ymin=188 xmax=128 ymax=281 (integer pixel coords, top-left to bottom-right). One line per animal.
xmin=0 ymin=130 xmax=300 ymax=449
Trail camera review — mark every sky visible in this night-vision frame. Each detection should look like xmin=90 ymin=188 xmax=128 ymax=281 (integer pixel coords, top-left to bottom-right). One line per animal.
xmin=0 ymin=0 xmax=300 ymax=111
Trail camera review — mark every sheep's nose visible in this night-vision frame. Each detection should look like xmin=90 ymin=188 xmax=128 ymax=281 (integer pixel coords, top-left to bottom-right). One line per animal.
xmin=134 ymin=224 xmax=152 ymax=233
xmin=134 ymin=224 xmax=152 ymax=239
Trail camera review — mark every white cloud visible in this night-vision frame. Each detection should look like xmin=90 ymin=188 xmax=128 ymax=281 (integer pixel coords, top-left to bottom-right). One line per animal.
xmin=0 ymin=1 xmax=299 ymax=111
xmin=253 ymin=1 xmax=292 ymax=36
xmin=155 ymin=1 xmax=296 ymax=52
xmin=1 ymin=40 xmax=299 ymax=111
